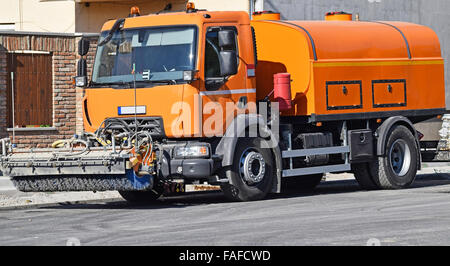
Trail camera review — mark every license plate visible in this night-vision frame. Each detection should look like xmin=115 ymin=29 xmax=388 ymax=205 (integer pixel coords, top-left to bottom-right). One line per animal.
xmin=118 ymin=106 xmax=146 ymax=115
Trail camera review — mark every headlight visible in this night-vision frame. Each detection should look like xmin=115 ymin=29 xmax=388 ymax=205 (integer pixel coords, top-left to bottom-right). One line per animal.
xmin=174 ymin=144 xmax=210 ymax=159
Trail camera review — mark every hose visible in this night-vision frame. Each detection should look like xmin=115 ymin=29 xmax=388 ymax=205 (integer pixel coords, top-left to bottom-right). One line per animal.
xmin=52 ymin=139 xmax=90 ymax=158
xmin=51 ymin=140 xmax=68 ymax=149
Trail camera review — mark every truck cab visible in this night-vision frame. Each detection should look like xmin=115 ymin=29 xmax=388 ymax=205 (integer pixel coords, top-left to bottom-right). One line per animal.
xmin=83 ymin=8 xmax=256 ymax=139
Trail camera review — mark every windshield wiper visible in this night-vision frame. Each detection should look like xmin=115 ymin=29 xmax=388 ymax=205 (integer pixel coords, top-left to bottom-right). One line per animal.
xmin=98 ymin=18 xmax=125 ymax=47
xmin=90 ymin=80 xmax=177 ymax=88
xmin=89 ymin=81 xmax=130 ymax=88
xmin=152 ymin=79 xmax=178 ymax=85
xmin=134 ymin=80 xmax=177 ymax=85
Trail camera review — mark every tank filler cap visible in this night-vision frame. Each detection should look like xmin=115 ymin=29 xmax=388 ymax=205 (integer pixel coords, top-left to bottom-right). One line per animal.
xmin=252 ymin=11 xmax=281 ymax=21
xmin=325 ymin=11 xmax=353 ymax=21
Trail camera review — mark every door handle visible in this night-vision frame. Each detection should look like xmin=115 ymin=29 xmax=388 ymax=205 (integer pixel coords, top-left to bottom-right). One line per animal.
xmin=342 ymin=85 xmax=348 ymax=95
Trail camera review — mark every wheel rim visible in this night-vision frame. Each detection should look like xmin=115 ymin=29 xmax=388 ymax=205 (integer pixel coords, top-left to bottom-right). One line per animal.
xmin=389 ymin=139 xmax=411 ymax=177
xmin=239 ymin=148 xmax=266 ymax=185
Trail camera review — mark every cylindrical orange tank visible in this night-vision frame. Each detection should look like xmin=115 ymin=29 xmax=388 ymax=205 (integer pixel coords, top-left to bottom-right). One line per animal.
xmin=251 ymin=18 xmax=445 ymax=120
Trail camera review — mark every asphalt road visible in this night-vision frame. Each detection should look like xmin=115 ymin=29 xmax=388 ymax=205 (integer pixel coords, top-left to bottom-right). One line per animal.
xmin=1 ymin=172 xmax=450 ymax=246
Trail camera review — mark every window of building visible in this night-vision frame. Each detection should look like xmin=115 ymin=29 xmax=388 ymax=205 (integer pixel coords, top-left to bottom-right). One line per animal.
xmin=0 ymin=23 xmax=15 ymax=31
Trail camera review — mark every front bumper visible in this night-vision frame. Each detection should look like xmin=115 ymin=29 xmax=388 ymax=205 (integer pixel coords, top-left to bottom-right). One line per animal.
xmin=166 ymin=158 xmax=215 ymax=179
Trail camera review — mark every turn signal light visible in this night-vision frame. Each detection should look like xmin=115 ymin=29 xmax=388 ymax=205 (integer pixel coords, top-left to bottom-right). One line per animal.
xmin=199 ymin=146 xmax=207 ymax=155
xmin=173 ymin=144 xmax=210 ymax=159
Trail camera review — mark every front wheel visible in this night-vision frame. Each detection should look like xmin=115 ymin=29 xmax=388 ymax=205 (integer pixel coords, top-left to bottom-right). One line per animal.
xmin=369 ymin=125 xmax=418 ymax=189
xmin=221 ymin=137 xmax=275 ymax=201
xmin=119 ymin=189 xmax=162 ymax=203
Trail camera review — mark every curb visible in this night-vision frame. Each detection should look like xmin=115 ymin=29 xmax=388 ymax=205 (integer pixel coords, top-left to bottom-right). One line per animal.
xmin=0 ymin=197 xmax=123 ymax=211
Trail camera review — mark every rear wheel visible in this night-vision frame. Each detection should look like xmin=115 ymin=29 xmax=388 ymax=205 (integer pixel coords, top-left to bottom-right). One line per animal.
xmin=369 ymin=125 xmax=418 ymax=189
xmin=221 ymin=137 xmax=275 ymax=201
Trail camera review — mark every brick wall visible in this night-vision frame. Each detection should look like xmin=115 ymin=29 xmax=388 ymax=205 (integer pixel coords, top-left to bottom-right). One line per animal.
xmin=0 ymin=32 xmax=98 ymax=148
xmin=0 ymin=52 xmax=7 ymax=139
xmin=53 ymin=51 xmax=77 ymax=141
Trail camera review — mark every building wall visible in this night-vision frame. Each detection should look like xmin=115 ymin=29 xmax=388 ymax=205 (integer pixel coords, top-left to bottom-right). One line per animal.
xmin=74 ymin=0 xmax=252 ymax=33
xmin=0 ymin=0 xmax=18 ymax=26
xmin=0 ymin=33 xmax=97 ymax=148
xmin=75 ymin=0 xmax=187 ymax=33
xmin=0 ymin=0 xmax=252 ymax=34
xmin=194 ymin=0 xmax=250 ymax=12
xmin=0 ymin=52 xmax=8 ymax=139
xmin=264 ymin=0 xmax=450 ymax=109
xmin=0 ymin=0 xmax=76 ymax=33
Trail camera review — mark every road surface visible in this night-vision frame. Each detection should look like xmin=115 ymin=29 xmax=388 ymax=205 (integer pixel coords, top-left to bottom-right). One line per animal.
xmin=1 ymin=171 xmax=450 ymax=246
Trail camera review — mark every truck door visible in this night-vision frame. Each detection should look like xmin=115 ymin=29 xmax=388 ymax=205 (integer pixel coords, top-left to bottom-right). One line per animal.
xmin=200 ymin=24 xmax=253 ymax=137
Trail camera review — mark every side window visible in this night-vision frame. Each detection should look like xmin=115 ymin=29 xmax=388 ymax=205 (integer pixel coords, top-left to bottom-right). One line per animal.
xmin=204 ymin=27 xmax=238 ymax=79
xmin=205 ymin=31 xmax=221 ymax=78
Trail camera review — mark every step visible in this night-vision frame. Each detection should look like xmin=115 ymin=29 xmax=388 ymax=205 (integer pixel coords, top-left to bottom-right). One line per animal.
xmin=282 ymin=146 xmax=350 ymax=158
xmin=283 ymin=164 xmax=351 ymax=178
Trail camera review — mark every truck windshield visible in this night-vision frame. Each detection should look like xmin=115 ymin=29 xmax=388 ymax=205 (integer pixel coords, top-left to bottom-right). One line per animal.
xmin=91 ymin=26 xmax=197 ymax=85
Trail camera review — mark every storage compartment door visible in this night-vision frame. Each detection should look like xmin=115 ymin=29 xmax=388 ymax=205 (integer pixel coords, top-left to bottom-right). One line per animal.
xmin=372 ymin=79 xmax=406 ymax=108
xmin=326 ymin=80 xmax=362 ymax=110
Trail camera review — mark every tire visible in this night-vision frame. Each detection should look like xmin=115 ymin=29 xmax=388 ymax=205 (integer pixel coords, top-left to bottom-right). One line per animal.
xmin=282 ymin=174 xmax=324 ymax=191
xmin=119 ymin=189 xmax=162 ymax=203
xmin=220 ymin=137 xmax=275 ymax=201
xmin=369 ymin=125 xmax=418 ymax=189
xmin=352 ymin=163 xmax=380 ymax=190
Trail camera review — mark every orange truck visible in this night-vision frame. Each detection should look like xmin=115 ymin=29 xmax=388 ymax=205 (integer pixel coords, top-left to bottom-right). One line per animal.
xmin=0 ymin=4 xmax=447 ymax=202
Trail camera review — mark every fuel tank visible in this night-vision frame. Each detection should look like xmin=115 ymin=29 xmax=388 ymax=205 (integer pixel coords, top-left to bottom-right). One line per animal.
xmin=251 ymin=18 xmax=446 ymax=120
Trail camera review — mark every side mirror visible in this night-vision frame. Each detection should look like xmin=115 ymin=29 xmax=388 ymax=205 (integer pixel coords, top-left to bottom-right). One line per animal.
xmin=78 ymin=38 xmax=90 ymax=56
xmin=77 ymin=58 xmax=87 ymax=77
xmin=219 ymin=50 xmax=238 ymax=77
xmin=75 ymin=58 xmax=87 ymax=87
xmin=218 ymin=30 xmax=236 ymax=48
